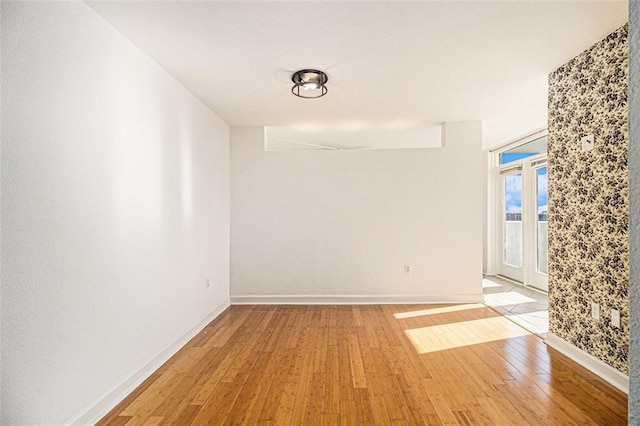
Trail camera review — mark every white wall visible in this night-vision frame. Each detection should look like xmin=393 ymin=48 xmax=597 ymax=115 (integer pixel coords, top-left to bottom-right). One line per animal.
xmin=231 ymin=123 xmax=483 ymax=303
xmin=1 ymin=3 xmax=230 ymax=423
xmin=482 ymin=150 xmax=490 ymax=274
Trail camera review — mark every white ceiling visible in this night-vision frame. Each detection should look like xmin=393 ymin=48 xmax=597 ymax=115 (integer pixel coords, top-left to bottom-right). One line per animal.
xmin=87 ymin=1 xmax=628 ymax=150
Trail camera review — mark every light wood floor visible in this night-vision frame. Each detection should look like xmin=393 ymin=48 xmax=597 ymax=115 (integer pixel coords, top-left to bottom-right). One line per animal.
xmin=99 ymin=304 xmax=627 ymax=425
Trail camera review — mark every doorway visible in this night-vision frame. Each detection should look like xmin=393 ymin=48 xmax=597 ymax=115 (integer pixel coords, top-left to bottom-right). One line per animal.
xmin=494 ymin=135 xmax=548 ymax=292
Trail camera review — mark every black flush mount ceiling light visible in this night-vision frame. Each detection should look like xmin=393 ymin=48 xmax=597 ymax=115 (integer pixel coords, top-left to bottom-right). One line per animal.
xmin=291 ymin=69 xmax=328 ymax=99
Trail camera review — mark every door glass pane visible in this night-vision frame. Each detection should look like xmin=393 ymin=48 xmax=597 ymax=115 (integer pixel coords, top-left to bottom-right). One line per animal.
xmin=500 ymin=136 xmax=548 ymax=164
xmin=536 ymin=167 xmax=548 ymax=274
xmin=504 ymin=173 xmax=522 ymax=267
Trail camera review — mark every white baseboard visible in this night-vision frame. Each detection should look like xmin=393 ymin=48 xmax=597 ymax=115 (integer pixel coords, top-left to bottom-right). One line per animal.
xmin=545 ymin=332 xmax=629 ymax=394
xmin=65 ymin=298 xmax=231 ymax=425
xmin=230 ymin=294 xmax=483 ymax=305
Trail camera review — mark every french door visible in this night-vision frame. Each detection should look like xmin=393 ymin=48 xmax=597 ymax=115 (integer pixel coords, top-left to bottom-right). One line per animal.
xmin=496 ymin=154 xmax=548 ymax=292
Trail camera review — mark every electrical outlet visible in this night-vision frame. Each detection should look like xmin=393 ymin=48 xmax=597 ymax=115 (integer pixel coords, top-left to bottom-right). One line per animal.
xmin=581 ymin=134 xmax=594 ymax=152
xmin=611 ymin=308 xmax=620 ymax=328
xmin=591 ymin=302 xmax=600 ymax=319
xmin=404 ymin=264 xmax=411 ymax=274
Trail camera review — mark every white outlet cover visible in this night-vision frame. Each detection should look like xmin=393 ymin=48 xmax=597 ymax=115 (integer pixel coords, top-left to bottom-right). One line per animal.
xmin=611 ymin=308 xmax=621 ymax=328
xmin=581 ymin=134 xmax=595 ymax=152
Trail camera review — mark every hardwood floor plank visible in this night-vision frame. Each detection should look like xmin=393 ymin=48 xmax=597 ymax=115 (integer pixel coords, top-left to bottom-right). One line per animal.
xmin=102 ymin=416 xmax=131 ymax=426
xmin=150 ymin=373 xmax=199 ymax=419
xmin=255 ymin=346 xmax=297 ymax=422
xmin=347 ymin=333 xmax=367 ymax=389
xmin=462 ymin=402 xmax=496 ymax=425
xmin=99 ymin=304 xmax=628 ymax=425
xmin=223 ymin=352 xmax=276 ymax=424
xmin=96 ymin=372 xmax=163 ymax=424
xmin=357 ymin=332 xmax=392 ymax=424
xmin=141 ymin=416 xmax=163 ymax=426
xmin=322 ymin=413 xmax=340 ymax=425
xmin=289 ymin=350 xmax=315 ymax=425
xmin=353 ymin=387 xmax=375 ymax=423
xmin=119 ymin=370 xmax=180 ymax=418
xmin=324 ymin=343 xmax=341 ymax=415
xmin=273 ymin=350 xmax=305 ymax=424
xmin=428 ymin=393 xmax=461 ymax=425
xmin=475 ymin=393 xmax=529 ymax=425
xmin=168 ymin=404 xmax=201 ymax=426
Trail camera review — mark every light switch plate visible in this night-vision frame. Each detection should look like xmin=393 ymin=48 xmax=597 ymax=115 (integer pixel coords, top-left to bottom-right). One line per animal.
xmin=581 ymin=134 xmax=594 ymax=152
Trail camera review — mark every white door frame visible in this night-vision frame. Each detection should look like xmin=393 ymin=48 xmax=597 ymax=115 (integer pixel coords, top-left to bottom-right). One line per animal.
xmin=489 ymin=135 xmax=548 ymax=292
xmin=525 ymin=157 xmax=548 ymax=291
xmin=496 ymin=164 xmax=525 ymax=282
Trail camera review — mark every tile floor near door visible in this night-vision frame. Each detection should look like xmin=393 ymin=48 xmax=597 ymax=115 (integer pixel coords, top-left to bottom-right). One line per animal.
xmin=483 ymin=275 xmax=549 ymax=338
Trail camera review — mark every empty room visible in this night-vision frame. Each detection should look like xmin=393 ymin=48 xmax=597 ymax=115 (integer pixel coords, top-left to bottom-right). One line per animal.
xmin=2 ymin=0 xmax=640 ymax=424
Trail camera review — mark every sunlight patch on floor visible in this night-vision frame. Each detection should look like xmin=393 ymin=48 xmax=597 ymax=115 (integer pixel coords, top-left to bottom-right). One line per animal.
xmin=404 ymin=316 xmax=530 ymax=354
xmin=393 ymin=303 xmax=485 ymax=319
xmin=504 ymin=310 xmax=549 ymax=336
xmin=482 ymin=279 xmax=503 ymax=288
xmin=482 ymin=275 xmax=549 ymax=337
xmin=483 ymin=291 xmax=536 ymax=306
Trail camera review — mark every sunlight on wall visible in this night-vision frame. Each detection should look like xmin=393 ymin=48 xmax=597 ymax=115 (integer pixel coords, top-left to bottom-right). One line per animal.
xmin=405 ymin=316 xmax=530 ymax=354
xmin=393 ymin=304 xmax=485 ymax=319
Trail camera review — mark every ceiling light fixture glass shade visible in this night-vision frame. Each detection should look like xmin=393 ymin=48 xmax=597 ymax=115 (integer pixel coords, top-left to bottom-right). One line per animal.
xmin=291 ymin=69 xmax=328 ymax=99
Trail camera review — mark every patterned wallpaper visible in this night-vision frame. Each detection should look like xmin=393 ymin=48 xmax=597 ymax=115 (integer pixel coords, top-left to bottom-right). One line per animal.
xmin=548 ymin=24 xmax=629 ymax=374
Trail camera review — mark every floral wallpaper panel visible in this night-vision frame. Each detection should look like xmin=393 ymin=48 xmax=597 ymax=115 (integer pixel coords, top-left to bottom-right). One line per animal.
xmin=548 ymin=24 xmax=629 ymax=374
